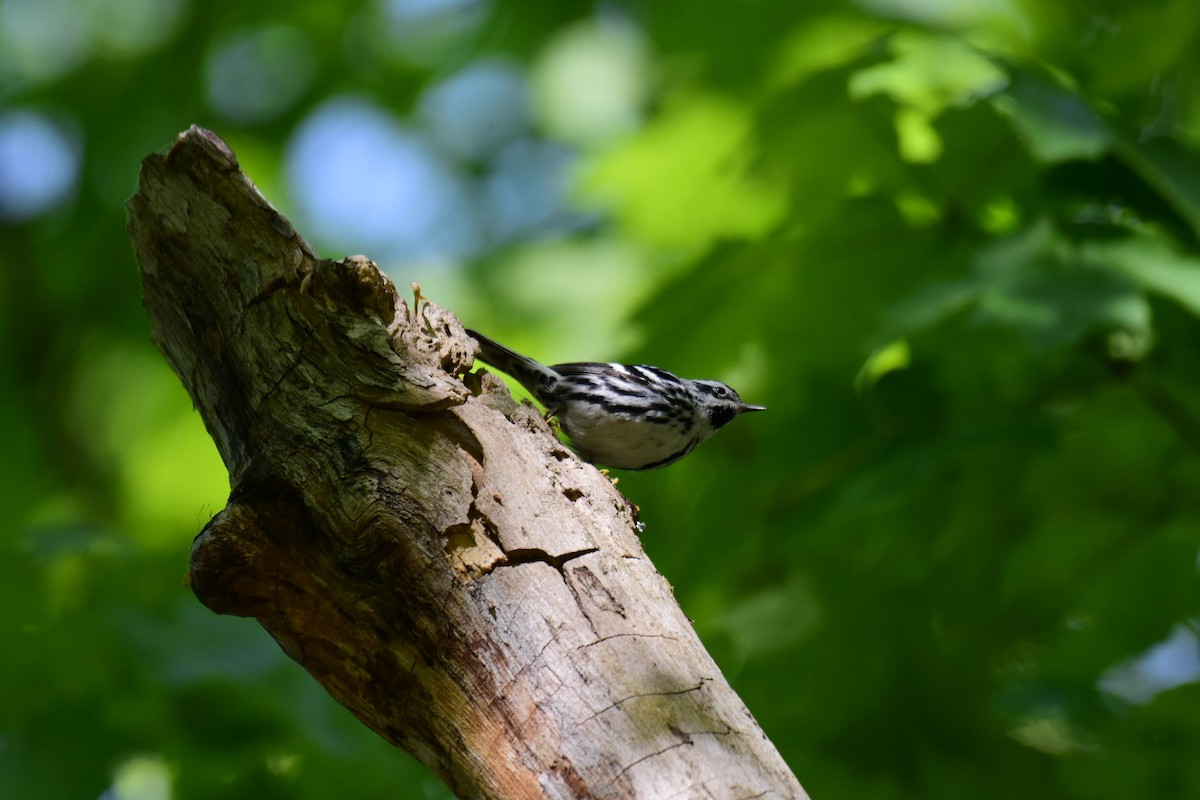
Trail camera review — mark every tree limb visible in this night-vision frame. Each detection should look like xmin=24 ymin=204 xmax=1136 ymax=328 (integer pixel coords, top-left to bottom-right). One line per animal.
xmin=127 ymin=126 xmax=809 ymax=800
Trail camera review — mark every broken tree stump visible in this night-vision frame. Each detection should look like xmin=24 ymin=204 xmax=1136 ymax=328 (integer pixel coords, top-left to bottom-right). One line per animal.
xmin=127 ymin=126 xmax=808 ymax=800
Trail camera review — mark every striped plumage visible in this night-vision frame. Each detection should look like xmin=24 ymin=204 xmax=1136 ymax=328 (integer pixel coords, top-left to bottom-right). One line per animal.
xmin=466 ymin=329 xmax=765 ymax=470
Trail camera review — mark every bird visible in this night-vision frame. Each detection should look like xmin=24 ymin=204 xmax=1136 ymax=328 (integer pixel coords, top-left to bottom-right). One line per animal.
xmin=465 ymin=329 xmax=765 ymax=470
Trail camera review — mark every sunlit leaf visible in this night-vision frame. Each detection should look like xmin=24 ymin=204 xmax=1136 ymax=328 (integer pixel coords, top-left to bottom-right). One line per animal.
xmin=769 ymin=15 xmax=888 ymax=90
xmin=849 ymin=29 xmax=1008 ymax=115
xmin=580 ymin=94 xmax=787 ymax=249
xmin=1083 ymin=235 xmax=1200 ymax=318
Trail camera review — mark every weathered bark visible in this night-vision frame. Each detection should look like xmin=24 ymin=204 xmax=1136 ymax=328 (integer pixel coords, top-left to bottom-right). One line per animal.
xmin=127 ymin=126 xmax=808 ymax=800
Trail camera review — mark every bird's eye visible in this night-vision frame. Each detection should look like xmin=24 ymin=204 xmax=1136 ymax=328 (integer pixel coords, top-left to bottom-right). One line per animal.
xmin=712 ymin=385 xmax=729 ymax=398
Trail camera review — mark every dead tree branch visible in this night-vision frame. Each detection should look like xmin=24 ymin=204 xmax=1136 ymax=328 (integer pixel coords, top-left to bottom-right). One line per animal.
xmin=127 ymin=126 xmax=808 ymax=800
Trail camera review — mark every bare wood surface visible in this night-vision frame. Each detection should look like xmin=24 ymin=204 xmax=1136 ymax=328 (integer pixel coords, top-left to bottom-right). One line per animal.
xmin=127 ymin=126 xmax=809 ymax=800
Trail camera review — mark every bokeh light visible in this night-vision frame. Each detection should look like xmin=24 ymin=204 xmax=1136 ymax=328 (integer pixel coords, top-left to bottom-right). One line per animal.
xmin=85 ymin=0 xmax=186 ymax=57
xmin=0 ymin=109 xmax=80 ymax=220
xmin=205 ymin=25 xmax=316 ymax=124
xmin=481 ymin=137 xmax=588 ymax=243
xmin=0 ymin=0 xmax=185 ymax=84
xmin=417 ymin=58 xmax=530 ymax=162
xmin=531 ymin=16 xmax=650 ymax=148
xmin=285 ymin=96 xmax=482 ymax=265
xmin=375 ymin=0 xmax=488 ymax=66
xmin=0 ymin=0 xmax=91 ymax=83
xmin=1099 ymin=623 xmax=1200 ymax=705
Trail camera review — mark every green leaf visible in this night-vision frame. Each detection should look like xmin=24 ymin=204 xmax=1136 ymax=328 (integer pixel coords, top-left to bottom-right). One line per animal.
xmin=994 ymin=72 xmax=1111 ymax=163
xmin=579 ymin=94 xmax=788 ymax=250
xmin=1083 ymin=234 xmax=1200 ymax=317
xmin=849 ymin=29 xmax=1008 ymax=116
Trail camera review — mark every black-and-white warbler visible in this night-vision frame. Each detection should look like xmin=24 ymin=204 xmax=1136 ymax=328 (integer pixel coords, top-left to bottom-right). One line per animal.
xmin=466 ymin=329 xmax=766 ymax=470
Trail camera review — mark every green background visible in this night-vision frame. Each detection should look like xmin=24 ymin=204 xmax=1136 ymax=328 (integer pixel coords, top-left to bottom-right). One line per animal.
xmin=4 ymin=1 xmax=1200 ymax=797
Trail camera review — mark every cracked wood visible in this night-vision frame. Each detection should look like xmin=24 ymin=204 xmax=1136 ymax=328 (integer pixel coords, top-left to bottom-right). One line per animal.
xmin=127 ymin=126 xmax=809 ymax=800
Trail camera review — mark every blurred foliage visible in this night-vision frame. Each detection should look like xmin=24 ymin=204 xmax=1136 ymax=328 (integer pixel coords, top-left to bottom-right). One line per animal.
xmin=4 ymin=0 xmax=1200 ymax=798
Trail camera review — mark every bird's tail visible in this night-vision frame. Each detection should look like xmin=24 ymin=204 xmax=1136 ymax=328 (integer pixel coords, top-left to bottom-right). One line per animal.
xmin=465 ymin=329 xmax=559 ymax=403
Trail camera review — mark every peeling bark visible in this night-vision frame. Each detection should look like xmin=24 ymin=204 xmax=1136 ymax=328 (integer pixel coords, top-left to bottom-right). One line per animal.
xmin=127 ymin=126 xmax=809 ymax=800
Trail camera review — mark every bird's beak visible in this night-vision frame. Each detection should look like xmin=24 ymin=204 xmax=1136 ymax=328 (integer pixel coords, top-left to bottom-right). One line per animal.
xmin=739 ymin=403 xmax=767 ymax=413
